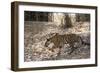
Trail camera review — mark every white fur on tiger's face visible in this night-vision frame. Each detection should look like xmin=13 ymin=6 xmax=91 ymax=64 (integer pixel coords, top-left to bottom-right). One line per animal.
xmin=47 ymin=43 xmax=54 ymax=48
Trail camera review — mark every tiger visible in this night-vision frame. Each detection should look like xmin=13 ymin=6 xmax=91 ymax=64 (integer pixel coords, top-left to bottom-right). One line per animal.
xmin=45 ymin=33 xmax=89 ymax=55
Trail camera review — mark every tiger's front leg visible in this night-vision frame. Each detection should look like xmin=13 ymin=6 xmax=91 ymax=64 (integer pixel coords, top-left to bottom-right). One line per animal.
xmin=68 ymin=47 xmax=75 ymax=55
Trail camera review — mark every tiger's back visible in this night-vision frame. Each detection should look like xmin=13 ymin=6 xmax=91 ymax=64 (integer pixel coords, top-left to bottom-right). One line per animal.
xmin=45 ymin=33 xmax=82 ymax=49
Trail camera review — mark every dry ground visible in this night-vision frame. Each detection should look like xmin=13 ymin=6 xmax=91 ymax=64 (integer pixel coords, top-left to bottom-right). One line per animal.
xmin=24 ymin=21 xmax=90 ymax=62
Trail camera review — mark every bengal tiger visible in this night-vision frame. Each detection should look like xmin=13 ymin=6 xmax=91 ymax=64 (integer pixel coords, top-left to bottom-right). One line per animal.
xmin=45 ymin=33 xmax=89 ymax=55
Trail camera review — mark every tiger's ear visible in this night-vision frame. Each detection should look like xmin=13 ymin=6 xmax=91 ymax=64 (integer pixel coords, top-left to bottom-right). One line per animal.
xmin=50 ymin=33 xmax=58 ymax=37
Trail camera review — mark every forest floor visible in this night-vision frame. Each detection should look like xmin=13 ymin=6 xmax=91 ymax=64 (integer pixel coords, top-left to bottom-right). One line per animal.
xmin=24 ymin=21 xmax=90 ymax=62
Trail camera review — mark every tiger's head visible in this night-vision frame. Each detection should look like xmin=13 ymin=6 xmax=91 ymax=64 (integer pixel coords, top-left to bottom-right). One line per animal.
xmin=45 ymin=33 xmax=58 ymax=48
xmin=45 ymin=39 xmax=53 ymax=48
